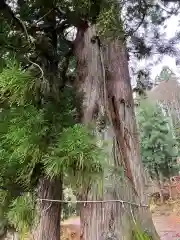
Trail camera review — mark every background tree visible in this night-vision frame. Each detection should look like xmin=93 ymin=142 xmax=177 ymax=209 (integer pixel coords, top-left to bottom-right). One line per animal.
xmin=148 ymin=68 xmax=180 ymax=156
xmin=136 ymin=99 xmax=179 ymax=202
xmin=155 ymin=66 xmax=175 ymax=84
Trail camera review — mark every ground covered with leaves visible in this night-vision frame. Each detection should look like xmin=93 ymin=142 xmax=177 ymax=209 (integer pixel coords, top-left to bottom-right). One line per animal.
xmin=152 ymin=200 xmax=180 ymax=240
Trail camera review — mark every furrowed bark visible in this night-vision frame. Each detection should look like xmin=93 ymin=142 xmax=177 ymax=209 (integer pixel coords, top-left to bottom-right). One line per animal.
xmin=32 ymin=177 xmax=62 ymax=240
xmin=74 ymin=25 xmax=159 ymax=240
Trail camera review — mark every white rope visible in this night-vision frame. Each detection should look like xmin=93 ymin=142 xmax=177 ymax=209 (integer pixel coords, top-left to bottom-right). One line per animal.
xmin=37 ymin=198 xmax=149 ymax=208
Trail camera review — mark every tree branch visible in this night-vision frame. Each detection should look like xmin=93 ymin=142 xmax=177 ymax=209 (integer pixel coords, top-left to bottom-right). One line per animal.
xmin=56 ymin=20 xmax=69 ymax=34
xmin=0 ymin=1 xmax=86 ymax=39
xmin=0 ymin=186 xmax=8 ymax=191
xmin=0 ymin=0 xmax=25 ymax=32
xmin=55 ymin=7 xmax=88 ymax=28
xmin=59 ymin=48 xmax=74 ymax=89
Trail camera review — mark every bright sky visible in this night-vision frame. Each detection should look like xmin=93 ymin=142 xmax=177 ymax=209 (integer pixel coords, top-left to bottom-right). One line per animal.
xmin=138 ymin=14 xmax=180 ymax=81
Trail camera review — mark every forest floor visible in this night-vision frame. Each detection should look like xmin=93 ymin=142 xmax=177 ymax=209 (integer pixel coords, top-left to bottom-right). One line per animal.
xmin=152 ymin=200 xmax=180 ymax=239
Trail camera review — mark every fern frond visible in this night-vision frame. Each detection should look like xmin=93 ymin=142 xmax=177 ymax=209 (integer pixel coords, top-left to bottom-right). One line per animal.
xmin=7 ymin=192 xmax=37 ymax=234
xmin=0 ymin=66 xmax=36 ymax=106
xmin=43 ymin=124 xmax=105 ymax=180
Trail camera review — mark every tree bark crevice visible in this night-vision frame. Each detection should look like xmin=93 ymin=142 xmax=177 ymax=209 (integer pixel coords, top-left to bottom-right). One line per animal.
xmin=74 ymin=25 xmax=159 ymax=240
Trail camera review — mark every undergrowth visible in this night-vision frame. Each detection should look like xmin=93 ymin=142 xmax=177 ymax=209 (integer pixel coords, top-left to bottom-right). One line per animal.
xmin=132 ymin=222 xmax=153 ymax=240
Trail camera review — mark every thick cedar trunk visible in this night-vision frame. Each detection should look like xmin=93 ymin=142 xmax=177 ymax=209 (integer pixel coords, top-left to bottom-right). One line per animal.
xmin=29 ymin=3 xmax=62 ymax=239
xmin=32 ymin=177 xmax=62 ymax=240
xmin=74 ymin=25 xmax=159 ymax=240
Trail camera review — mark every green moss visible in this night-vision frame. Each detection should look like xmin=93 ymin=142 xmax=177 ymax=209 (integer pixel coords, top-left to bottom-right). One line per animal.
xmin=96 ymin=4 xmax=124 ymax=39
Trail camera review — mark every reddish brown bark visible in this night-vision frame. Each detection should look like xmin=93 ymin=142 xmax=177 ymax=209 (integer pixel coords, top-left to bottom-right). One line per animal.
xmin=32 ymin=177 xmax=62 ymax=240
xmin=104 ymin=39 xmax=144 ymax=197
xmin=74 ymin=25 xmax=159 ymax=240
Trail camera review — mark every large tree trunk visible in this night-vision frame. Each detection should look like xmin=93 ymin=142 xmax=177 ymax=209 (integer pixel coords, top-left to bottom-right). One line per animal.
xmin=32 ymin=177 xmax=62 ymax=240
xmin=74 ymin=25 xmax=159 ymax=240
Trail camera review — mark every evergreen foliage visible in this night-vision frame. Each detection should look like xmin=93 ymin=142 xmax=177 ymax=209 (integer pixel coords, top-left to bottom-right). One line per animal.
xmin=136 ymin=99 xmax=178 ymax=180
xmin=155 ymin=66 xmax=175 ymax=83
xmin=0 ymin=0 xmax=180 ymax=237
xmin=0 ymin=64 xmax=104 ymax=233
xmin=44 ymin=124 xmax=104 ymax=180
xmin=7 ymin=193 xmax=36 ymax=237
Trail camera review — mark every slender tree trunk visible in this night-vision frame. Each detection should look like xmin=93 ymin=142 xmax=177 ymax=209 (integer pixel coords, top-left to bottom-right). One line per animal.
xmin=32 ymin=177 xmax=62 ymax=240
xmin=74 ymin=25 xmax=159 ymax=240
xmin=168 ymin=178 xmax=173 ymax=200
xmin=157 ymin=180 xmax=164 ymax=204
xmin=155 ymin=169 xmax=164 ymax=204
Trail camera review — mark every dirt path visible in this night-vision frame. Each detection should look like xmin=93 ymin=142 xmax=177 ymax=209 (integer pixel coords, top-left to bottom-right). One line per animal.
xmin=153 ymin=214 xmax=180 ymax=240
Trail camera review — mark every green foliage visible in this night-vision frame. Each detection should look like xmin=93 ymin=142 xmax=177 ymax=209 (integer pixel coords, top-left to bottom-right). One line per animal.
xmin=132 ymin=222 xmax=153 ymax=240
xmin=136 ymin=99 xmax=178 ymax=180
xmin=0 ymin=63 xmax=105 ymax=233
xmin=60 ymin=0 xmax=103 ymax=23
xmin=2 ymin=0 xmax=178 ymax=236
xmin=44 ymin=124 xmax=104 ymax=181
xmin=0 ymin=104 xmax=48 ymax=190
xmin=96 ymin=4 xmax=123 ymax=39
xmin=0 ymin=65 xmax=36 ymax=106
xmin=71 ymin=0 xmax=91 ymax=15
xmin=59 ymin=0 xmax=123 ymax=39
xmin=0 ymin=190 xmax=36 ymax=237
xmin=0 ymin=190 xmax=11 ymax=235
xmin=7 ymin=193 xmax=36 ymax=237
xmin=155 ymin=66 xmax=175 ymax=83
xmin=0 ymin=65 xmax=78 ymax=189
